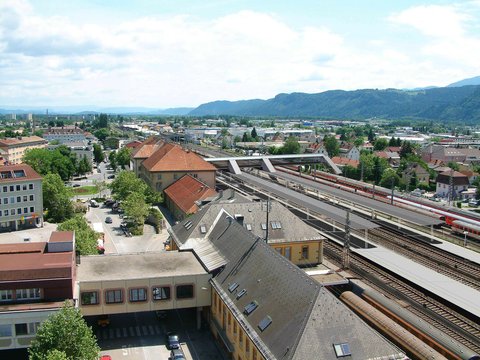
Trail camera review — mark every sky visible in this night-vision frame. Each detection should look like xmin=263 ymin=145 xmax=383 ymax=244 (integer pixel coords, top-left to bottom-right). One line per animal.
xmin=1 ymin=0 xmax=480 ymax=109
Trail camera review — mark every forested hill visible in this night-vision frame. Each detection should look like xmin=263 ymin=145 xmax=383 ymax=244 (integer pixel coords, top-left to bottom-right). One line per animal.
xmin=189 ymin=85 xmax=480 ymax=122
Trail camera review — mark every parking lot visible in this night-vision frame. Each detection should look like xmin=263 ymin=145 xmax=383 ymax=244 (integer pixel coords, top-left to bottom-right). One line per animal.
xmin=87 ymin=309 xmax=224 ymax=360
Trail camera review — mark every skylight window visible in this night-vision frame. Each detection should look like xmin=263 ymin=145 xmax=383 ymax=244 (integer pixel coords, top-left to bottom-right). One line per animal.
xmin=333 ymin=343 xmax=351 ymax=358
xmin=245 ymin=224 xmax=252 ymax=231
xmin=271 ymin=221 xmax=277 ymax=229
xmin=228 ymin=283 xmax=239 ymax=293
xmin=261 ymin=223 xmax=267 ymax=230
xmin=258 ymin=316 xmax=272 ymax=332
xmin=13 ymin=170 xmax=25 ymax=178
xmin=184 ymin=221 xmax=193 ymax=230
xmin=243 ymin=301 xmax=258 ymax=315
xmin=200 ymin=225 xmax=207 ymax=234
xmin=236 ymin=289 xmax=247 ymax=300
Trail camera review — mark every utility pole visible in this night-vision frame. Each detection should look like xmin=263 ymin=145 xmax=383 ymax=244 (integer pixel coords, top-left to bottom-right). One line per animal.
xmin=263 ymin=198 xmax=271 ymax=243
xmin=342 ymin=209 xmax=351 ymax=269
xmin=449 ymin=168 xmax=454 ymax=206
xmin=391 ymin=177 xmax=395 ymax=205
xmin=360 ymin=162 xmax=364 ymax=182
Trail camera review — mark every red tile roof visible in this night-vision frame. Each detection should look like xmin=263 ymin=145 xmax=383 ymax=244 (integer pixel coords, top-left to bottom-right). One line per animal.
xmin=0 ymin=136 xmax=47 ymax=147
xmin=331 ymin=156 xmax=359 ymax=167
xmin=164 ymin=175 xmax=217 ymax=214
xmin=131 ymin=136 xmax=165 ymax=159
xmin=49 ymin=231 xmax=74 ymax=243
xmin=142 ymin=143 xmax=217 ymax=172
xmin=125 ymin=140 xmax=142 ymax=149
xmin=0 ymin=164 xmax=42 ymax=183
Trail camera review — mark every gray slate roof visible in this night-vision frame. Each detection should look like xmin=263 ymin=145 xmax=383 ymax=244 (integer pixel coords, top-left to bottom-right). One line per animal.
xmin=169 ymin=200 xmax=323 ymax=250
xmin=206 ymin=214 xmax=403 ymax=360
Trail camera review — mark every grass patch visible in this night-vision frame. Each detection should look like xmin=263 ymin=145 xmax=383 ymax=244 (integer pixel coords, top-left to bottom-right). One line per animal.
xmin=72 ymin=185 xmax=99 ymax=196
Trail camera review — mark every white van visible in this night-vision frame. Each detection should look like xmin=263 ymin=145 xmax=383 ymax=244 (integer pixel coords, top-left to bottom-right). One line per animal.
xmin=90 ymin=200 xmax=99 ymax=208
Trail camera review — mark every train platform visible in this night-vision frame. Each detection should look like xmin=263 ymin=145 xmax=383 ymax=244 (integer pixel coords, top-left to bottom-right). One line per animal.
xmin=236 ymin=172 xmax=378 ymax=230
xmin=274 ymin=170 xmax=443 ymax=227
xmin=353 ymin=245 xmax=480 ymax=319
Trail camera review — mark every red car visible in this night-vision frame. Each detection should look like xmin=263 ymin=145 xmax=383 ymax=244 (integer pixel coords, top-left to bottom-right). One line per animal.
xmin=100 ymin=356 xmax=112 ymax=360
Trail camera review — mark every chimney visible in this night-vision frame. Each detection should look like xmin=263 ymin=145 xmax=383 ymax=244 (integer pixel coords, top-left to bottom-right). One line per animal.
xmin=234 ymin=214 xmax=244 ymax=226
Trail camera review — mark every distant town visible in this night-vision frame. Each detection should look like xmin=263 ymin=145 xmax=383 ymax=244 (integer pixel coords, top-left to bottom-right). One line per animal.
xmin=1 ymin=112 xmax=480 ymax=360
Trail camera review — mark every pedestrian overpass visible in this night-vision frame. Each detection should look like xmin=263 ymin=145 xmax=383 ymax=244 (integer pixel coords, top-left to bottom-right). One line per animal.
xmin=204 ymin=153 xmax=341 ymax=175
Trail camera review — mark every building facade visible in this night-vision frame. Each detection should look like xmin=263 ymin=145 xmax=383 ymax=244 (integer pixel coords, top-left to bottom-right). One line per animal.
xmin=0 ymin=136 xmax=48 ymax=165
xmin=0 ymin=165 xmax=43 ymax=232
xmin=43 ymin=127 xmax=87 ymax=144
xmin=0 ymin=232 xmax=75 ymax=351
xmin=435 ymin=170 xmax=470 ymax=198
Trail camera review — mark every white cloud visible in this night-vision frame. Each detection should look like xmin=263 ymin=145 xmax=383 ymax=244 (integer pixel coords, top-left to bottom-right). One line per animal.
xmin=0 ymin=1 xmax=480 ymax=107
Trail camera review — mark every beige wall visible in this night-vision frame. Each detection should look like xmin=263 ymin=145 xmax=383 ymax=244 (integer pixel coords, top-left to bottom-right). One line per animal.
xmin=141 ymin=168 xmax=216 ymax=192
xmin=78 ymin=273 xmax=211 ymax=316
xmin=272 ymin=240 xmax=322 ymax=266
xmin=1 ymin=141 xmax=47 ymax=165
xmin=211 ymin=289 xmax=265 ymax=360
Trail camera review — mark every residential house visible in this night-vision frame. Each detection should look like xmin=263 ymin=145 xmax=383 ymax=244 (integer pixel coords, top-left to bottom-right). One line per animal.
xmin=0 ymin=231 xmax=76 ymax=350
xmin=360 ymin=142 xmax=374 ymax=152
xmin=435 ymin=171 xmax=469 ymax=199
xmin=339 ymin=144 xmax=360 ymax=162
xmin=130 ymin=136 xmax=165 ymax=174
xmin=164 ymin=175 xmax=218 ymax=220
xmin=374 ymin=151 xmax=400 ymax=167
xmin=331 ymin=156 xmax=359 ymax=169
xmin=0 ymin=164 xmax=43 ymax=232
xmin=401 ymin=163 xmax=430 ymax=186
xmin=0 ymin=136 xmax=48 ymax=165
xmin=168 ymin=199 xmax=325 ymax=267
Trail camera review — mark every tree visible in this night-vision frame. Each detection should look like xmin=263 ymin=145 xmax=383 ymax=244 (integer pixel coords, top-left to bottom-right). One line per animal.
xmin=388 ymin=136 xmax=396 ymax=146
xmin=373 ymin=138 xmax=388 ymax=151
xmin=251 ymin=127 xmax=258 ymax=140
xmin=76 ymin=156 xmax=91 ymax=176
xmin=380 ymin=168 xmax=400 ymax=188
xmin=43 ymin=174 xmax=74 ymax=223
xmin=28 ymin=302 xmax=100 ymax=360
xmin=93 ymin=128 xmax=109 ymax=141
xmin=323 ymin=135 xmax=340 ymax=157
xmin=109 ymin=151 xmax=117 ymax=171
xmin=93 ymin=113 xmax=108 ymax=129
xmin=115 ymin=147 xmax=131 ymax=169
xmin=280 ymin=136 xmax=301 ymax=154
xmin=399 ymin=141 xmax=414 ymax=158
xmin=58 ymin=215 xmax=98 ymax=255
xmin=447 ymin=161 xmax=460 ymax=171
xmin=122 ymin=192 xmax=149 ymax=226
xmin=367 ymin=128 xmax=375 ymax=142
xmin=109 ymin=171 xmax=147 ymax=202
xmin=93 ymin=144 xmax=104 ymax=163
xmin=24 ymin=148 xmax=76 ymax=181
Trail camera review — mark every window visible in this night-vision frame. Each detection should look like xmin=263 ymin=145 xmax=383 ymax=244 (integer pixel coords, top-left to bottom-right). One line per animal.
xmin=0 ymin=324 xmax=12 ymax=338
xmin=15 ymin=323 xmax=28 ymax=336
xmin=157 ymin=174 xmax=162 ymax=180
xmin=200 ymin=225 xmax=207 ymax=234
xmin=192 ymin=174 xmax=198 ymax=178
xmin=80 ymin=291 xmax=99 ymax=305
xmin=22 ymin=184 xmax=27 ymax=191
xmin=4 ymin=198 xmax=8 ymax=205
xmin=2 ymin=186 xmax=6 ymax=192
xmin=4 ymin=210 xmax=8 ymax=216
xmin=10 ymin=196 xmax=14 ymax=204
xmin=245 ymin=339 xmax=250 ymax=354
xmin=302 ymin=245 xmax=309 ymax=259
xmin=29 ymin=195 xmax=34 ymax=201
xmin=176 ymin=284 xmax=194 ymax=299
xmin=105 ymin=289 xmax=123 ymax=304
xmin=24 ymin=207 xmax=28 ymax=214
xmin=16 ymin=288 xmax=41 ymax=300
xmin=253 ymin=348 xmax=257 ymax=360
xmin=233 ymin=321 xmax=237 ymax=335
xmin=258 ymin=316 xmax=272 ymax=332
xmin=23 ymin=195 xmax=27 ymax=202
xmin=11 ymin=209 xmax=15 ymax=216
xmin=261 ymin=223 xmax=267 ymax=230
xmin=17 ymin=196 xmax=21 ymax=203
xmin=16 ymin=185 xmax=20 ymax=191
xmin=129 ymin=288 xmax=147 ymax=302
xmin=0 ymin=210 xmax=2 ymax=217
xmin=152 ymin=286 xmax=171 ymax=300
xmin=245 ymin=224 xmax=252 ymax=231
xmin=285 ymin=247 xmax=291 ymax=260
xmin=29 ymin=184 xmax=34 ymax=190
xmin=17 ymin=208 xmax=22 ymax=215
xmin=9 ymin=185 xmax=14 ymax=192
xmin=30 ymin=206 xmax=34 ymax=212
xmin=239 ymin=329 xmax=243 ymax=344
xmin=0 ymin=290 xmax=13 ymax=301
xmin=333 ymin=343 xmax=351 ymax=358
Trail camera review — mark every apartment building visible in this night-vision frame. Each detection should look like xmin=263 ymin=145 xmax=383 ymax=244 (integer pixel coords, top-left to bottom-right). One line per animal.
xmin=0 ymin=231 xmax=76 ymax=351
xmin=0 ymin=136 xmax=48 ymax=165
xmin=43 ymin=127 xmax=87 ymax=144
xmin=0 ymin=164 xmax=43 ymax=232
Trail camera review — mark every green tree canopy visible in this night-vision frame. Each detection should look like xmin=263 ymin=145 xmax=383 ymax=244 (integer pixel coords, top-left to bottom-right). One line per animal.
xmin=93 ymin=144 xmax=104 ymax=163
xmin=109 ymin=171 xmax=147 ymax=201
xmin=323 ymin=135 xmax=340 ymax=157
xmin=58 ymin=215 xmax=98 ymax=255
xmin=251 ymin=127 xmax=258 ymax=140
xmin=380 ymin=168 xmax=400 ymax=188
xmin=373 ymin=138 xmax=388 ymax=151
xmin=93 ymin=128 xmax=109 ymax=141
xmin=76 ymin=156 xmax=92 ymax=176
xmin=115 ymin=147 xmax=131 ymax=169
xmin=280 ymin=136 xmax=301 ymax=154
xmin=28 ymin=302 xmax=100 ymax=360
xmin=122 ymin=192 xmax=149 ymax=225
xmin=43 ymin=174 xmax=74 ymax=223
xmin=24 ymin=148 xmax=77 ymax=181
xmin=108 ymin=151 xmax=117 ymax=171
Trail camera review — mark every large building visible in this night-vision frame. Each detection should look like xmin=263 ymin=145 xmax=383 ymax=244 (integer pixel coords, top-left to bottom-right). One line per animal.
xmin=436 ymin=170 xmax=470 ymax=199
xmin=0 ymin=136 xmax=48 ymax=165
xmin=43 ymin=127 xmax=87 ymax=144
xmin=169 ymin=199 xmax=325 ymax=266
xmin=196 ymin=214 xmax=404 ymax=360
xmin=132 ymin=137 xmax=217 ymax=192
xmin=0 ymin=164 xmax=43 ymax=232
xmin=0 ymin=232 xmax=76 ymax=350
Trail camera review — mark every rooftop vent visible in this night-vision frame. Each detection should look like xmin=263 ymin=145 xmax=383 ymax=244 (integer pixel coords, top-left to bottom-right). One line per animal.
xmin=244 ymin=301 xmax=258 ymax=315
xmin=236 ymin=289 xmax=247 ymax=300
xmin=234 ymin=214 xmax=244 ymax=226
xmin=258 ymin=316 xmax=272 ymax=332
xmin=333 ymin=343 xmax=351 ymax=358
xmin=228 ymin=283 xmax=239 ymax=293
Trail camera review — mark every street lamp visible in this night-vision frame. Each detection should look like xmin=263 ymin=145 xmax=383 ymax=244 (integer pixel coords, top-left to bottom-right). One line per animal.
xmin=463 ymin=231 xmax=468 ymax=247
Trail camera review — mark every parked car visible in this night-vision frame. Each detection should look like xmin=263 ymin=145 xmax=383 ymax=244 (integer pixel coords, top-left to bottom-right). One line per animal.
xmin=105 ymin=217 xmax=113 ymax=224
xmin=170 ymin=349 xmax=185 ymax=360
xmin=107 ymin=174 xmax=115 ymax=179
xmin=104 ymin=199 xmax=115 ymax=207
xmin=166 ymin=332 xmax=180 ymax=350
xmin=99 ymin=355 xmax=112 ymax=360
xmin=73 ymin=184 xmax=81 ymax=188
xmin=90 ymin=200 xmax=99 ymax=208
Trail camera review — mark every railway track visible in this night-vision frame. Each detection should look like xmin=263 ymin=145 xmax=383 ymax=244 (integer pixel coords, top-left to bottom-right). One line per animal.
xmin=368 ymin=227 xmax=480 ymax=290
xmin=322 ymin=239 xmax=480 ymax=354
